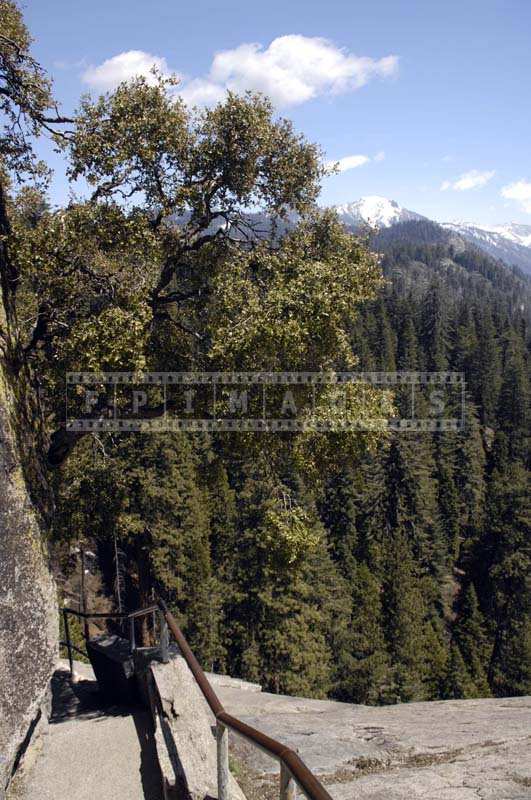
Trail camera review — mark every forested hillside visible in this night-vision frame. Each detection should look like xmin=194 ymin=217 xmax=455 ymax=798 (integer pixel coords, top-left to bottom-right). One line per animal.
xmin=53 ymin=220 xmax=530 ymax=704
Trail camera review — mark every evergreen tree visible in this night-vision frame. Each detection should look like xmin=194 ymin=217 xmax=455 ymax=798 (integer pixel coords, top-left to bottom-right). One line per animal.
xmin=443 ymin=641 xmax=476 ymax=699
xmin=336 ymin=563 xmax=390 ymax=704
xmin=471 ymin=311 xmax=501 ymax=424
xmin=58 ymin=433 xmax=220 ymax=663
xmin=435 ymin=435 xmax=460 ymax=562
xmin=383 ymin=530 xmax=430 ymax=702
xmin=320 ymin=468 xmax=359 ymax=577
xmin=422 ymin=615 xmax=450 ymax=698
xmin=421 ymin=283 xmax=449 ymax=372
xmin=454 ymin=404 xmax=486 ymax=550
xmin=373 ymin=297 xmax=397 ymax=371
xmin=453 ymin=583 xmax=491 ymax=696
xmin=452 ymin=304 xmax=478 ymax=379
xmin=381 ymin=436 xmax=444 ymax=572
xmin=480 ymin=458 xmax=531 ymax=696
xmin=497 ymin=333 xmax=529 ymax=462
xmin=396 ymin=304 xmax=419 ymax=370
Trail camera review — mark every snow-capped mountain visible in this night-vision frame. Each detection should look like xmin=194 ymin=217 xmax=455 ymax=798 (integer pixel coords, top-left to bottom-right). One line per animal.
xmin=333 ymin=196 xmax=531 ymax=275
xmin=441 ymin=221 xmax=531 ymax=275
xmin=334 ymin=196 xmax=426 ymax=229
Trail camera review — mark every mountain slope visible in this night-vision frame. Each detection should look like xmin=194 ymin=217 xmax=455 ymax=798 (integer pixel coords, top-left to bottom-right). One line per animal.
xmin=442 ymin=221 xmax=531 ymax=275
xmin=334 ymin=196 xmax=531 ymax=276
xmin=371 ymin=219 xmax=530 ymax=321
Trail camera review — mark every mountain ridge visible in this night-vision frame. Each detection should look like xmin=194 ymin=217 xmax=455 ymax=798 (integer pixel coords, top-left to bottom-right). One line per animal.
xmin=333 ymin=195 xmax=531 ymax=276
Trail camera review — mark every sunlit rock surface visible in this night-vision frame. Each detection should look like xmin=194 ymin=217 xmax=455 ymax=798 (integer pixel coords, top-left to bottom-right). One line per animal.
xmin=217 ymin=688 xmax=531 ymax=800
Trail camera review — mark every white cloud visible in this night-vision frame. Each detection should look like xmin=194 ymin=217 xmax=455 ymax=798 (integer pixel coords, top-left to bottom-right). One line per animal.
xmin=82 ymin=50 xmax=174 ymax=90
xmin=501 ymin=180 xmax=531 ymax=214
xmin=328 ymin=154 xmax=370 ymax=172
xmin=192 ymin=36 xmax=398 ymax=107
xmin=179 ymin=78 xmax=226 ymax=107
xmin=441 ymin=169 xmax=495 ymax=192
xmin=326 ymin=151 xmax=385 ymax=173
xmin=81 ymin=36 xmax=398 ymax=107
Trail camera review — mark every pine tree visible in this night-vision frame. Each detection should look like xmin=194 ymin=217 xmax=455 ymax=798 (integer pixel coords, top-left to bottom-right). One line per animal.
xmin=454 ymin=404 xmax=486 ymax=550
xmin=373 ymin=297 xmax=397 ymax=371
xmin=471 ymin=311 xmax=501 ymax=425
xmin=383 ymin=530 xmax=430 ymax=702
xmin=453 ymin=584 xmax=491 ymax=696
xmin=223 ymin=469 xmax=342 ymax=696
xmin=396 ymin=306 xmax=419 ymax=370
xmin=443 ymin=642 xmax=476 ymax=699
xmin=452 ymin=304 xmax=478 ymax=379
xmin=255 ymin=575 xmax=333 ymax=697
xmin=381 ymin=436 xmax=444 ymax=572
xmin=435 ymin=435 xmax=460 ymax=563
xmin=320 ymin=468 xmax=359 ymax=578
xmin=480 ymin=459 xmax=531 ymax=696
xmin=497 ymin=333 xmax=529 ymax=462
xmin=421 ymin=283 xmax=449 ymax=372
xmin=339 ymin=563 xmax=391 ymax=704
xmin=422 ymin=616 xmax=450 ymax=698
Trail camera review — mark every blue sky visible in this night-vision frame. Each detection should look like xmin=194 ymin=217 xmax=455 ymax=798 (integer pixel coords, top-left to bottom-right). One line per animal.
xmin=26 ymin=0 xmax=531 ymax=224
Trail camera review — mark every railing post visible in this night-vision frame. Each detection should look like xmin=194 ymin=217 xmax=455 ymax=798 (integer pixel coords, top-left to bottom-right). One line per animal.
xmin=280 ymin=763 xmax=296 ymax=800
xmin=129 ymin=615 xmax=136 ymax=653
xmin=216 ymin=721 xmax=229 ymax=800
xmin=80 ymin=547 xmax=90 ymax=640
xmin=62 ymin=609 xmax=75 ymax=679
xmin=159 ymin=611 xmax=170 ymax=663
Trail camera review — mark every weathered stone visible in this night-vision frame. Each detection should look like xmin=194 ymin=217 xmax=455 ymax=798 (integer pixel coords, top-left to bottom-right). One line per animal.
xmin=206 ymin=673 xmax=262 ymax=694
xmin=150 ymin=656 xmax=247 ymax=800
xmin=0 ymin=315 xmax=58 ymax=793
xmin=217 ymin=687 xmax=531 ymax=800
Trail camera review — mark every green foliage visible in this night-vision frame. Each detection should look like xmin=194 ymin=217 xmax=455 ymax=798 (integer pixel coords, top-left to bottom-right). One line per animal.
xmin=68 ymin=82 xmax=324 ymax=218
xmin=262 ymin=504 xmax=320 ymax=566
xmin=443 ymin=642 xmax=476 ymax=699
xmin=0 ymin=0 xmax=59 ymax=179
xmin=207 ymin=214 xmax=383 ymax=370
xmin=383 ymin=530 xmax=431 ymax=702
xmin=57 ymin=433 xmax=219 ymax=663
xmin=453 ymin=584 xmax=491 ymax=696
xmin=480 ymin=458 xmax=531 ymax=696
xmin=338 ymin=563 xmax=390 ymax=704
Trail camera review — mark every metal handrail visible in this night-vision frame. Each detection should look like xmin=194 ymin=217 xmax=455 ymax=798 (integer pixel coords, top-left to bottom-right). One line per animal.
xmin=62 ymin=600 xmax=333 ymax=800
xmin=158 ymin=598 xmax=334 ymax=800
xmin=62 ymin=604 xmax=159 ymax=619
xmin=61 ymin=604 xmax=168 ymax=674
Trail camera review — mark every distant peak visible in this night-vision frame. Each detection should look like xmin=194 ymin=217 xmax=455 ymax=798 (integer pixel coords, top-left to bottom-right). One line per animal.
xmin=333 ymin=196 xmax=425 ymax=228
xmin=443 ymin=220 xmax=531 ymax=249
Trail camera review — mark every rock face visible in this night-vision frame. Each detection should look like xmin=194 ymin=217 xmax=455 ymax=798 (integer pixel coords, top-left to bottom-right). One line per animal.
xmin=217 ymin=688 xmax=531 ymax=800
xmin=0 ymin=300 xmax=58 ymax=791
xmin=150 ymin=656 xmax=247 ymax=800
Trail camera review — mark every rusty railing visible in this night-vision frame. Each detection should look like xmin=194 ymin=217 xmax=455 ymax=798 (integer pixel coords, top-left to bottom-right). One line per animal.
xmin=62 ymin=599 xmax=333 ymax=800
xmin=158 ymin=598 xmax=334 ymax=800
